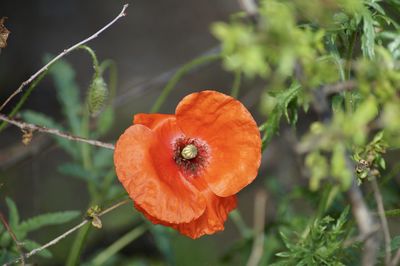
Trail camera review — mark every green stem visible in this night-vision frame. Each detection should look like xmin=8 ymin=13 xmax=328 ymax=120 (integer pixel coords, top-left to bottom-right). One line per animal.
xmin=229 ymin=209 xmax=252 ymax=238
xmin=66 ymin=223 xmax=92 ymax=266
xmin=78 ymin=45 xmax=100 ymax=72
xmin=70 ymin=110 xmax=94 ymax=265
xmin=92 ymin=225 xmax=147 ymax=266
xmin=230 ymin=70 xmax=242 ymax=98
xmin=150 ymin=54 xmax=221 ymax=113
xmin=80 ymin=110 xmax=92 ymax=171
xmin=0 ymin=71 xmax=48 ymax=132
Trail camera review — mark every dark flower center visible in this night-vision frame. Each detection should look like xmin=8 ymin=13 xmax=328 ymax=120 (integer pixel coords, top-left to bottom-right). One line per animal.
xmin=173 ymin=137 xmax=208 ymax=176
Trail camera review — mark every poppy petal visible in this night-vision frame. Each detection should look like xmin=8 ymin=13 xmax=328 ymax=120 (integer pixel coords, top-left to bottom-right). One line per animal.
xmin=114 ymin=124 xmax=206 ymax=224
xmin=136 ymin=191 xmax=237 ymax=239
xmin=133 ymin=113 xmax=175 ymax=129
xmin=176 ymin=90 xmax=261 ymax=197
xmin=174 ymin=191 xmax=237 ymax=239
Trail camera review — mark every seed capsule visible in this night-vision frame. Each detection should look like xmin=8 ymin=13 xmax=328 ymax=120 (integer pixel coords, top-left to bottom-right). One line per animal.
xmin=181 ymin=144 xmax=198 ymax=160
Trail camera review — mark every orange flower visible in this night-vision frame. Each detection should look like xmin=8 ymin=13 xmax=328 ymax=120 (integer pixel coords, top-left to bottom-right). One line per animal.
xmin=114 ymin=90 xmax=261 ymax=239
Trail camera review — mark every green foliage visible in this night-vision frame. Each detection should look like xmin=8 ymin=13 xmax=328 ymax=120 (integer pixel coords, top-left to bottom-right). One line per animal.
xmin=0 ymin=197 xmax=79 ymax=262
xmin=17 ymin=211 xmax=80 ymax=239
xmin=274 ymin=208 xmax=355 ymax=266
xmin=259 ymin=82 xmax=302 ymax=146
xmin=5 ymin=197 xmax=19 ymax=229
xmin=6 ymin=51 xmax=121 ymax=264
xmin=46 ymin=55 xmax=82 ymax=136
xmin=212 ymin=0 xmax=400 ymax=264
xmin=21 ymin=56 xmax=119 ymax=202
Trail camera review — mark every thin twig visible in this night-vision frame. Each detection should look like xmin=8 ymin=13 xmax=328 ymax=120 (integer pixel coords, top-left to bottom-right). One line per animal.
xmin=0 ymin=4 xmax=129 ymax=112
xmin=322 ymin=80 xmax=357 ymax=95
xmin=371 ymin=176 xmax=391 ymax=265
xmin=4 ymin=199 xmax=131 ymax=266
xmin=343 ymin=225 xmax=380 ymax=248
xmin=346 ymin=177 xmax=380 ymax=266
xmin=0 ymin=113 xmax=115 ymax=150
xmin=238 ymin=0 xmax=258 ymax=18
xmin=246 ymin=189 xmax=268 ymax=266
xmin=0 ymin=213 xmax=26 ymax=265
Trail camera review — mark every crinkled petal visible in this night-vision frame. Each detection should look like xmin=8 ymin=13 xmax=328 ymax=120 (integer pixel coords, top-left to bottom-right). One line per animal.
xmin=136 ymin=189 xmax=237 ymax=239
xmin=133 ymin=113 xmax=175 ymax=129
xmin=114 ymin=124 xmax=206 ymax=224
xmin=176 ymin=90 xmax=261 ymax=197
xmin=174 ymin=190 xmax=237 ymax=239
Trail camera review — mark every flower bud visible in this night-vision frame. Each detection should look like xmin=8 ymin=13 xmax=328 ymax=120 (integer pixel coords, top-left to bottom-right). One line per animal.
xmin=87 ymin=76 xmax=108 ymax=117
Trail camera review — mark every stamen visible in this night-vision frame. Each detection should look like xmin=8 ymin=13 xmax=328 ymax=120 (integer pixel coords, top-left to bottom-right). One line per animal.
xmin=173 ymin=137 xmax=209 ymax=176
xmin=181 ymin=144 xmax=198 ymax=159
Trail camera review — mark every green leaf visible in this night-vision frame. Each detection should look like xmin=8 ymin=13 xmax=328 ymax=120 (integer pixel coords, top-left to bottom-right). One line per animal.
xmin=58 ymin=163 xmax=97 ymax=183
xmin=22 ymin=110 xmax=78 ymax=158
xmin=390 ymin=236 xmax=400 ymax=251
xmin=45 ymin=56 xmax=82 ymax=135
xmin=23 ymin=239 xmax=52 ymax=258
xmin=361 ymin=11 xmax=376 ymax=59
xmin=261 ymin=82 xmax=301 ymax=145
xmin=17 ymin=211 xmax=80 ymax=238
xmin=5 ymin=197 xmax=19 ymax=229
xmin=93 ymin=148 xmax=114 ymax=169
xmin=366 ymin=1 xmax=386 ymax=15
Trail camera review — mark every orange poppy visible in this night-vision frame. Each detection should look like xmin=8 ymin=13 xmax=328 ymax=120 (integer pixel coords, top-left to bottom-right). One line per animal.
xmin=114 ymin=90 xmax=261 ymax=239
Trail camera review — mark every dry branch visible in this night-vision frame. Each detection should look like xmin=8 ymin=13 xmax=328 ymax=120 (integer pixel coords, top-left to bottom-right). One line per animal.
xmin=0 ymin=213 xmax=25 ymax=265
xmin=0 ymin=4 xmax=129 ymax=112
xmin=0 ymin=113 xmax=115 ymax=150
xmin=246 ymin=189 xmax=268 ymax=266
xmin=4 ymin=199 xmax=131 ymax=266
xmin=346 ymin=177 xmax=380 ymax=266
xmin=371 ymin=177 xmax=391 ymax=265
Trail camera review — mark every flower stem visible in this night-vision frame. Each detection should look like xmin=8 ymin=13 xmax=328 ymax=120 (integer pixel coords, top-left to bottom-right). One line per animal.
xmin=230 ymin=70 xmax=242 ymax=98
xmin=66 ymin=223 xmax=91 ymax=266
xmin=92 ymin=224 xmax=147 ymax=266
xmin=229 ymin=209 xmax=252 ymax=238
xmin=150 ymin=53 xmax=221 ymax=113
xmin=78 ymin=45 xmax=100 ymax=72
xmin=80 ymin=110 xmax=92 ymax=171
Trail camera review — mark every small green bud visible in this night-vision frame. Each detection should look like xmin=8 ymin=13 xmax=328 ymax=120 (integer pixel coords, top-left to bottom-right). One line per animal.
xmin=87 ymin=76 xmax=108 ymax=117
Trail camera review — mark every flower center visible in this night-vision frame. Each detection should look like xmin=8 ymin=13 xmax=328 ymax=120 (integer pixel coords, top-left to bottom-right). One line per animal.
xmin=173 ymin=137 xmax=208 ymax=176
xmin=181 ymin=144 xmax=198 ymax=159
